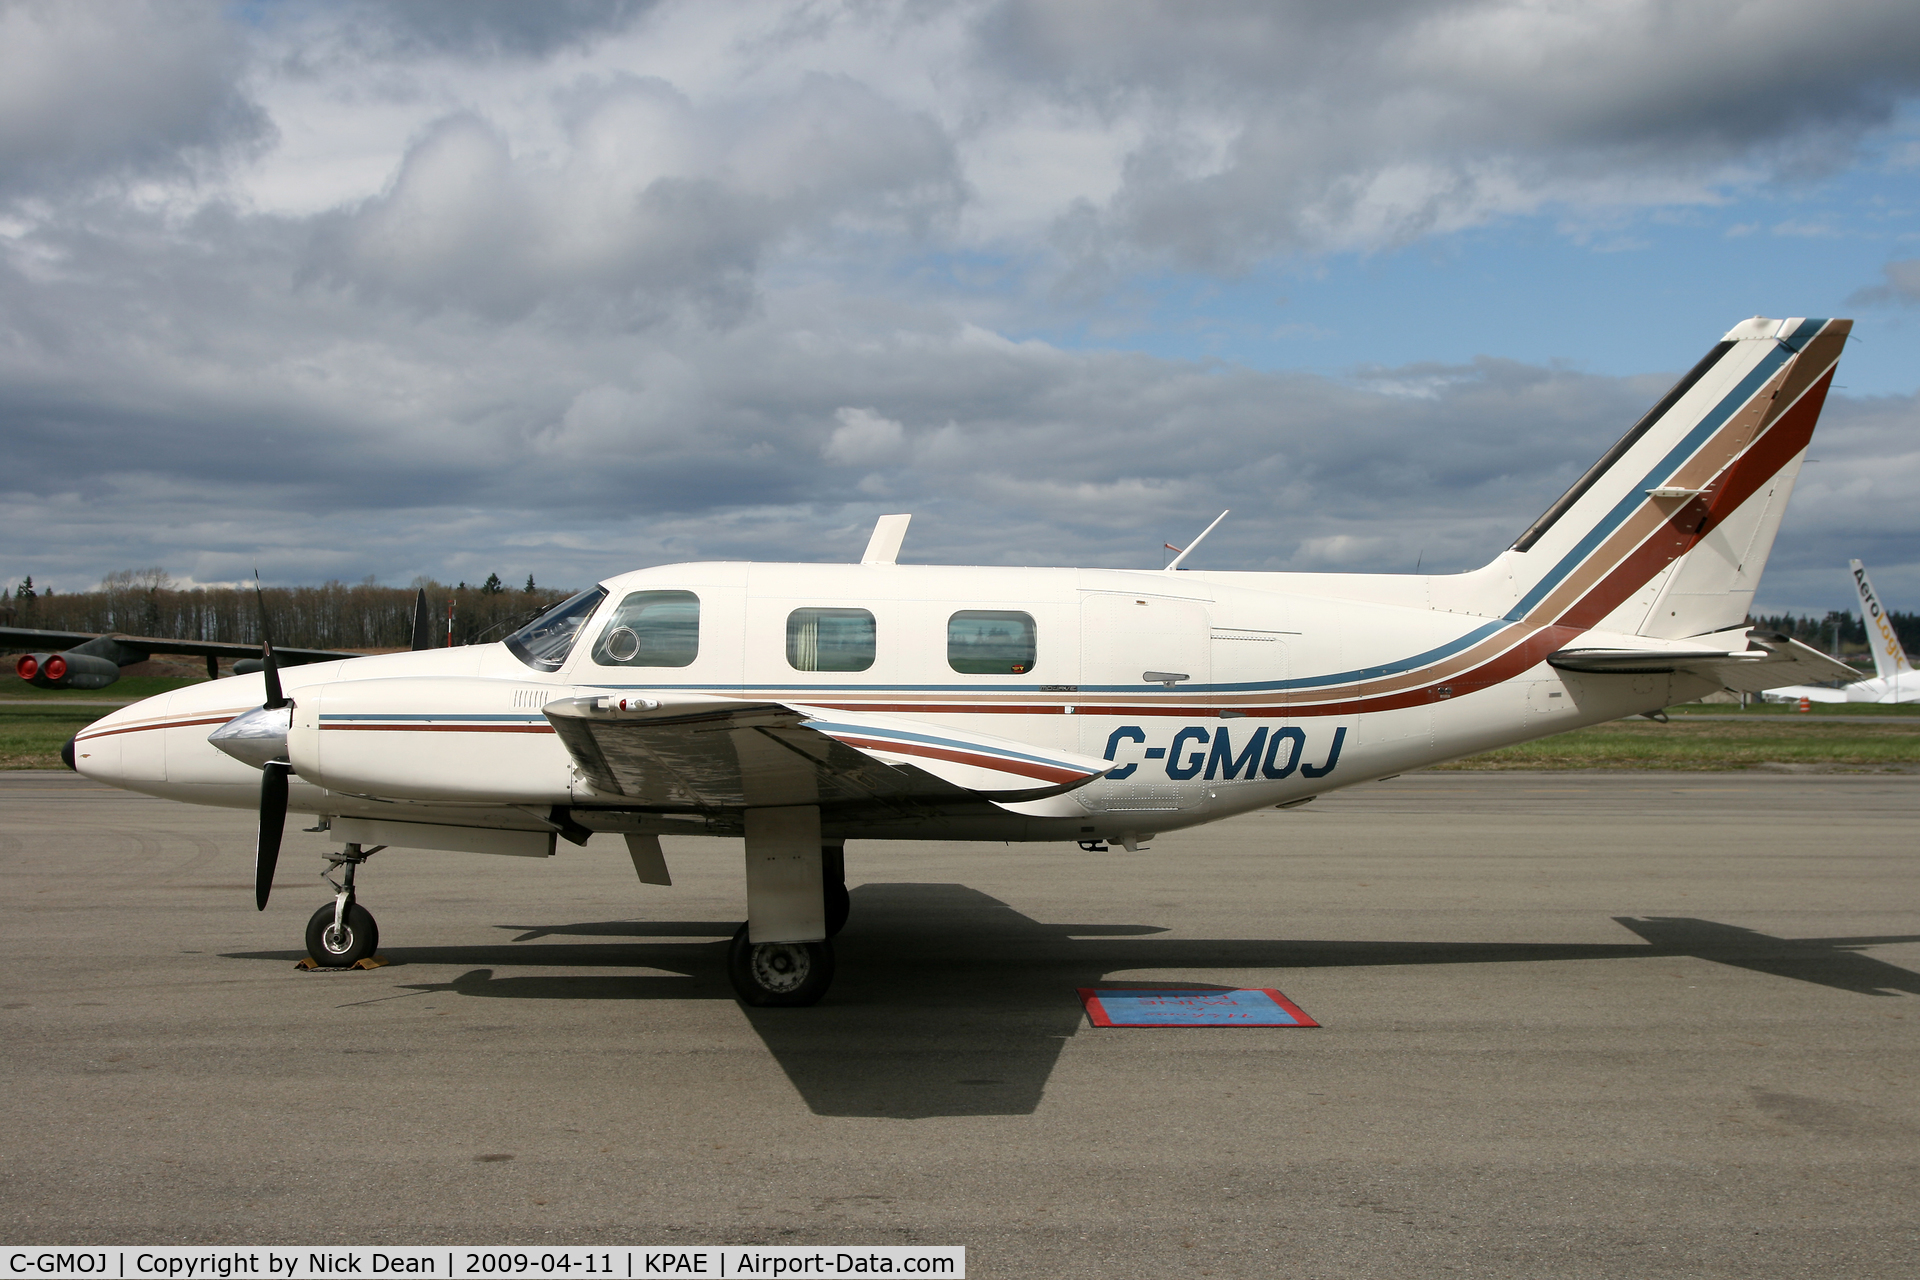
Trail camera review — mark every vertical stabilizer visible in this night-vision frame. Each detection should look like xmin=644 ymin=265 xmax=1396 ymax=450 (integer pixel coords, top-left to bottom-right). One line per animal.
xmin=1448 ymin=318 xmax=1850 ymax=641
xmin=1850 ymin=559 xmax=1912 ymax=680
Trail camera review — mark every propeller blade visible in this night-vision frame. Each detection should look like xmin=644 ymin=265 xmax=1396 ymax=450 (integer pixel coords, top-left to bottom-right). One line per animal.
xmin=261 ymin=638 xmax=285 ymax=709
xmin=253 ymin=570 xmax=287 ymax=710
xmin=255 ymin=762 xmax=289 ymax=911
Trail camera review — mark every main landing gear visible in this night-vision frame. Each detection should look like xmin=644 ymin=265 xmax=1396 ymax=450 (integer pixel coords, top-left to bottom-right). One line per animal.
xmin=727 ymin=832 xmax=848 ymax=1008
xmin=304 ymin=842 xmax=381 ymax=967
xmin=727 ymin=926 xmax=834 ymax=1007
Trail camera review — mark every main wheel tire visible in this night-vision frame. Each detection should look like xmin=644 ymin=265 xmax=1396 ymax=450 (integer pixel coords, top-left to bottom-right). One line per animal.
xmin=727 ymin=923 xmax=833 ymax=1007
xmin=305 ymin=902 xmax=378 ymax=968
xmin=824 ymin=881 xmax=851 ymax=938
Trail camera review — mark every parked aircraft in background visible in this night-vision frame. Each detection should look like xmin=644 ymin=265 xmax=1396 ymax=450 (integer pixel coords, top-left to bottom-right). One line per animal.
xmin=1766 ymin=560 xmax=1919 ymax=704
xmin=6 ymin=590 xmax=434 ymax=689
xmin=69 ymin=318 xmax=1857 ymax=1007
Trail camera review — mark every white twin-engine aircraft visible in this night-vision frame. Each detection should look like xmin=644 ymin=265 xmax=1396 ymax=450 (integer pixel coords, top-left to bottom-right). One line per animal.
xmin=72 ymin=317 xmax=1858 ymax=1006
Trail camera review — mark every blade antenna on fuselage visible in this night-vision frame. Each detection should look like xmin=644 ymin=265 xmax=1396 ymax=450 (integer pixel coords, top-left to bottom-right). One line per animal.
xmin=1165 ymin=510 xmax=1229 ymax=571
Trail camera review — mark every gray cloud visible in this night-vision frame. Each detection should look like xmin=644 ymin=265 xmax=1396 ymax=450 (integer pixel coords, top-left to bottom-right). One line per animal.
xmin=972 ymin=0 xmax=1920 ymax=270
xmin=0 ymin=0 xmax=268 ymax=196
xmin=0 ymin=194 xmax=1682 ymax=593
xmin=343 ymin=0 xmax=660 ymax=59
xmin=302 ymin=74 xmax=962 ymax=321
xmin=1849 ymin=259 xmax=1920 ymax=306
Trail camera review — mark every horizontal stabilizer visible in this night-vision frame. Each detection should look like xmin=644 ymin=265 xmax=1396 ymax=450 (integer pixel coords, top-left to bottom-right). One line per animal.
xmin=1549 ymin=629 xmax=1857 ymax=694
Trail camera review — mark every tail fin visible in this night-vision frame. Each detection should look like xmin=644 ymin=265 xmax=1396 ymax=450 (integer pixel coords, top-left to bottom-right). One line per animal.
xmin=1447 ymin=317 xmax=1850 ymax=640
xmin=1850 ymin=559 xmax=1912 ymax=680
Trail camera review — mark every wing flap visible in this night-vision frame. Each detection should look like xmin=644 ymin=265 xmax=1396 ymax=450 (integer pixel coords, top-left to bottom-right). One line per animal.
xmin=542 ymin=696 xmax=1114 ymax=808
xmin=793 ymin=706 xmax=1116 ymax=798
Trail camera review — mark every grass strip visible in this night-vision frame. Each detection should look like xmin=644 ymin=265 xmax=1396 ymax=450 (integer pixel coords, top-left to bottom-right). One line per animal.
xmin=1666 ymin=701 xmax=1920 ymax=718
xmin=1438 ymin=716 xmax=1920 ymax=771
xmin=0 ymin=676 xmax=205 ymax=702
xmin=0 ymin=704 xmax=111 ymax=770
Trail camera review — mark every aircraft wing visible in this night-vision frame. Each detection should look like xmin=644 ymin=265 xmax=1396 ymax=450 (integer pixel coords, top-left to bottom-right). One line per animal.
xmin=0 ymin=626 xmax=358 ymax=666
xmin=1548 ymin=629 xmax=1859 ymax=694
xmin=542 ymin=695 xmax=1116 ymax=809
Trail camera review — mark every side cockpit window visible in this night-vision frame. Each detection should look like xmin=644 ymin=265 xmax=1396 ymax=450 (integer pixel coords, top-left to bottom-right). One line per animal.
xmin=787 ymin=608 xmax=875 ymax=672
xmin=948 ymin=610 xmax=1036 ymax=675
xmin=504 ymin=587 xmax=607 ymax=672
xmin=592 ymin=590 xmax=700 ymax=667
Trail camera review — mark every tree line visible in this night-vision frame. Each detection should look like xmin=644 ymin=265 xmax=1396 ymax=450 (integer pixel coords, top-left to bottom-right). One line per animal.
xmin=3 ymin=569 xmax=575 ymax=652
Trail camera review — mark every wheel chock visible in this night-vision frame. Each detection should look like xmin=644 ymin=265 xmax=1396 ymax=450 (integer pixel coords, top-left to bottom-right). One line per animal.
xmin=293 ymin=955 xmax=390 ymax=971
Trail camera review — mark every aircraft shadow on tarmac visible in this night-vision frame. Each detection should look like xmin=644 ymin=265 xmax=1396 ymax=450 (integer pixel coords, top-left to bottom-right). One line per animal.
xmin=229 ymin=883 xmax=1920 ymax=1119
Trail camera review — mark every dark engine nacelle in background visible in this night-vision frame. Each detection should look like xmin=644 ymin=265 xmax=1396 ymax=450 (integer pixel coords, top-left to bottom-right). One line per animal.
xmin=17 ymin=650 xmax=123 ymax=689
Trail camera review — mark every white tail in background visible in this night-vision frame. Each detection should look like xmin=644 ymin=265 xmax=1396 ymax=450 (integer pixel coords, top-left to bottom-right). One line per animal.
xmin=1850 ymin=558 xmax=1912 ymax=681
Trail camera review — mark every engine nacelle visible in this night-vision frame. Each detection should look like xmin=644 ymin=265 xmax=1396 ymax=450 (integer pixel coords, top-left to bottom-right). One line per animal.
xmin=17 ymin=650 xmax=122 ymax=689
xmin=286 ymin=675 xmax=576 ymax=804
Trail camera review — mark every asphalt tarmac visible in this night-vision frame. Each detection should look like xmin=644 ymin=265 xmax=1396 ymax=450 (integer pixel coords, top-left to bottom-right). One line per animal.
xmin=3 ymin=770 xmax=1917 ymax=1277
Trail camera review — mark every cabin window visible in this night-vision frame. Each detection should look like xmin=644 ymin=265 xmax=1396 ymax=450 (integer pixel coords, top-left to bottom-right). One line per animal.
xmin=787 ymin=608 xmax=876 ymax=672
xmin=948 ymin=610 xmax=1036 ymax=675
xmin=505 ymin=586 xmax=607 ymax=672
xmin=591 ymin=590 xmax=700 ymax=667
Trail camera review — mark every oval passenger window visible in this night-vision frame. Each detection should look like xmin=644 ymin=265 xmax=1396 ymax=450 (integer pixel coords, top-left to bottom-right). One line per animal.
xmin=948 ymin=610 xmax=1035 ymax=675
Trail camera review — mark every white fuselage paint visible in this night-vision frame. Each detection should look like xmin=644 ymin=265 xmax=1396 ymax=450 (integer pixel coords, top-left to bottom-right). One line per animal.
xmin=73 ymin=560 xmax=1709 ymax=845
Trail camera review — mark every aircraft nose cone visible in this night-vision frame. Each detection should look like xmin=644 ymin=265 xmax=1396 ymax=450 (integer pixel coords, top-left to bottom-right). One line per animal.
xmin=208 ymin=704 xmax=292 ymax=770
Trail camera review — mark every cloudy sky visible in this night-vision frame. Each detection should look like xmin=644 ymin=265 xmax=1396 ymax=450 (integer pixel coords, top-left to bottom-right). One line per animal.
xmin=3 ymin=0 xmax=1918 ymax=616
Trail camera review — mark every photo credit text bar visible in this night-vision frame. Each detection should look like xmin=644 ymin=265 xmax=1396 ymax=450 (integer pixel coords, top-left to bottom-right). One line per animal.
xmin=3 ymin=1250 xmax=963 ymax=1280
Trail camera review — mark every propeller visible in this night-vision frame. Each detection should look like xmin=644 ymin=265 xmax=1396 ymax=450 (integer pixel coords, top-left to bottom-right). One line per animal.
xmin=255 ymin=633 xmax=290 ymax=911
xmin=207 ymin=574 xmax=295 ymax=910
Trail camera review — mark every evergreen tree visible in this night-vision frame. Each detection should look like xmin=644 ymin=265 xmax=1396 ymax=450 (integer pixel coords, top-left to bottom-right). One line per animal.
xmin=14 ymin=575 xmax=33 ymax=602
xmin=481 ymin=573 xmax=504 ymax=595
xmin=524 ymin=574 xmax=536 ymax=593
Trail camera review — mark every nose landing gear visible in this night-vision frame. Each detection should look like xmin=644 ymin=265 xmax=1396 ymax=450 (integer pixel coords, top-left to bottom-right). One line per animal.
xmin=304 ymin=842 xmax=382 ymax=968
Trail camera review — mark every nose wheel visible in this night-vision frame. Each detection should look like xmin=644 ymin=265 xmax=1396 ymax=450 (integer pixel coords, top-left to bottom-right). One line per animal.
xmin=306 ymin=901 xmax=378 ymax=966
xmin=303 ymin=842 xmax=382 ymax=968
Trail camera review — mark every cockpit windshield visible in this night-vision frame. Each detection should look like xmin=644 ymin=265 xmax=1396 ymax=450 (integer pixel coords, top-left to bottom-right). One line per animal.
xmin=504 ymin=586 xmax=608 ymax=672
